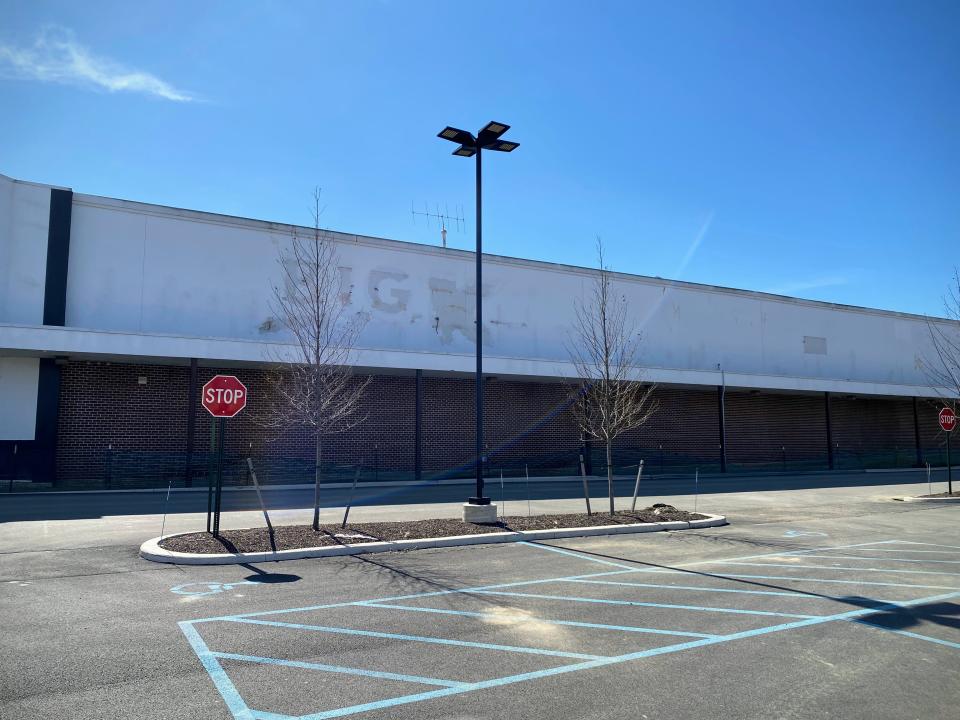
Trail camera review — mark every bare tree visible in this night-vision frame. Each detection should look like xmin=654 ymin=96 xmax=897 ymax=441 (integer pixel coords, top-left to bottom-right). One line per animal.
xmin=568 ymin=238 xmax=659 ymax=514
xmin=919 ymin=269 xmax=960 ymax=403
xmin=261 ymin=189 xmax=369 ymax=530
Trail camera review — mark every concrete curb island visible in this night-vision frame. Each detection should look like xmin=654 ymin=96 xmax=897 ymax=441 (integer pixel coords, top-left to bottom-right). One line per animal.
xmin=139 ymin=514 xmax=728 ymax=565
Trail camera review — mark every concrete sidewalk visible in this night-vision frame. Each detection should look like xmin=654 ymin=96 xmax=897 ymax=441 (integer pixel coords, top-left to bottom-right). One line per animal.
xmin=0 ymin=476 xmax=948 ymax=554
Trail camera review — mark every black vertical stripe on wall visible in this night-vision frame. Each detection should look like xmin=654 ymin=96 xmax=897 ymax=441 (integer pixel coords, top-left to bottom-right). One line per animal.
xmin=717 ymin=385 xmax=727 ymax=473
xmin=34 ymin=358 xmax=62 ymax=483
xmin=42 ymin=188 xmax=74 ymax=327
xmin=825 ymin=392 xmax=834 ymax=470
xmin=414 ymin=369 xmax=423 ymax=482
xmin=913 ymin=397 xmax=923 ymax=467
xmin=185 ymin=358 xmax=199 ymax=486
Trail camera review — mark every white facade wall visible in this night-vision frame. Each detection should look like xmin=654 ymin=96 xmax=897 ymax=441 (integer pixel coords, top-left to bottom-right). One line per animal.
xmin=1 ymin=180 xmax=956 ymax=400
xmin=0 ymin=174 xmax=50 ymax=325
xmin=0 ymin=357 xmax=38 ymax=440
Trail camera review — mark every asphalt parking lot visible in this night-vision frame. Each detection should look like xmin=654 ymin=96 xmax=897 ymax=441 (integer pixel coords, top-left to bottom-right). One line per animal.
xmin=2 ymin=484 xmax=958 ymax=719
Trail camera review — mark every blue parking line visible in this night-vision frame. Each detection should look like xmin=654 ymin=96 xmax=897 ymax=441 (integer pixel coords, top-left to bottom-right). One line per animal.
xmin=469 ymin=589 xmax=821 ymax=619
xmin=710 ymin=561 xmax=960 ymax=577
xmin=182 ymin=535 xmax=959 ymax=720
xmin=564 ymin=578 xmax=842 ymax=599
xmin=797 ymin=548 xmax=960 ymax=555
xmin=520 ymin=539 xmax=904 ymax=573
xmin=210 ymin=651 xmax=469 ymax=687
xmin=234 ymin=589 xmax=960 ymax=720
xmin=248 ymin=684 xmax=486 ymax=720
xmin=518 ymin=541 xmax=648 ymax=570
xmin=801 ymin=554 xmax=960 ymax=565
xmin=850 ymin=622 xmax=960 ymax=651
xmin=894 ymin=541 xmax=960 ymax=550
xmin=192 ymin=541 xmax=905 ymax=628
xmin=357 ymin=601 xmax=717 ymax=639
xmin=657 ymin=570 xmax=959 ymax=591
xmin=197 ymin=569 xmax=640 ymax=624
xmin=600 ymin=589 xmax=960 ymax=663
xmin=179 ymin=621 xmax=255 ymax=720
xmin=770 ymin=541 xmax=901 ymax=555
xmin=220 ymin=616 xmax=607 ymax=661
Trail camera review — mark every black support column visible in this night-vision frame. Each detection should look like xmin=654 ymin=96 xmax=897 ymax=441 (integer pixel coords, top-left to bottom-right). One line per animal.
xmin=185 ymin=358 xmax=198 ymax=486
xmin=414 ymin=369 xmax=423 ymax=482
xmin=35 ymin=188 xmax=73 ymax=485
xmin=717 ymin=385 xmax=727 ymax=473
xmin=825 ymin=391 xmax=834 ymax=470
xmin=913 ymin=396 xmax=923 ymax=467
xmin=34 ymin=359 xmax=62 ymax=483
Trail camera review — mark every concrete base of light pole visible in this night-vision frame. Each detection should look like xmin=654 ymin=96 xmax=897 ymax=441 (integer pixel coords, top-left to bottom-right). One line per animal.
xmin=463 ymin=502 xmax=499 ymax=524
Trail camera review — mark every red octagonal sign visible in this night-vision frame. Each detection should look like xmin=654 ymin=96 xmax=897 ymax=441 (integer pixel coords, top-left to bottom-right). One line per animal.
xmin=202 ymin=375 xmax=248 ymax=418
xmin=940 ymin=407 xmax=956 ymax=433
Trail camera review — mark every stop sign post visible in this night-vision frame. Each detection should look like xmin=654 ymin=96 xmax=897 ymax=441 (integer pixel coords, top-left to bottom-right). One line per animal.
xmin=940 ymin=407 xmax=955 ymax=495
xmin=202 ymin=375 xmax=248 ymax=536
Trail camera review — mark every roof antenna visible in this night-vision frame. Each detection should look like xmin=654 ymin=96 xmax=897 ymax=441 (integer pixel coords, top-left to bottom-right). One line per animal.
xmin=411 ymin=201 xmax=465 ymax=248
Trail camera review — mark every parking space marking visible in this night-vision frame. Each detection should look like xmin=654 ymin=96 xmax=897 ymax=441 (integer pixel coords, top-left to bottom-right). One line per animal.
xmin=235 ymin=589 xmax=960 ymax=720
xmin=850 ymin=622 xmax=960 ymax=651
xmin=180 ymin=620 xmax=256 ymax=720
xmin=565 ymin=578 xmax=825 ymax=599
xmin=356 ymin=601 xmax=718 ymax=638
xmin=201 ymin=589 xmax=958 ymax=720
xmin=522 ymin=539 xmax=904 ymax=569
xmin=514 ymin=542 xmax=645 ymax=570
xmin=893 ymin=541 xmax=960 ymax=550
xmin=181 ymin=538 xmax=960 ymax=720
xmin=645 ymin=570 xmax=959 ymax=591
xmin=221 ymin=616 xmax=608 ymax=660
xmin=468 ymin=589 xmax=821 ymax=619
xmin=799 ymin=554 xmax=960 ymax=565
xmin=210 ymin=652 xmax=470 ymax=687
xmin=197 ymin=569 xmax=641 ymax=624
xmin=813 ymin=548 xmax=960 ymax=555
xmin=709 ymin=561 xmax=960 ymax=577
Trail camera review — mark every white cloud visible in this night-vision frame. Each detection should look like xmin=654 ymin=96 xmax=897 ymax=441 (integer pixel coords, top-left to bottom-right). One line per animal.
xmin=0 ymin=27 xmax=194 ymax=102
xmin=763 ymin=275 xmax=849 ymax=296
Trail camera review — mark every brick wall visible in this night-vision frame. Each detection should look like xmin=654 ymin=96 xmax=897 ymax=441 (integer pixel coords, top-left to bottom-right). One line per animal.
xmin=57 ymin=362 xmax=191 ymax=483
xmin=50 ymin=360 xmax=948 ymax=486
xmin=726 ymin=391 xmax=828 ymax=471
xmin=53 ymin=363 xmax=588 ymax=485
xmin=917 ymin=397 xmax=955 ymax=466
xmin=831 ymin=395 xmax=917 ymax=468
xmin=423 ymin=377 xmax=581 ymax=475
xmin=613 ymin=386 xmax=722 ymax=472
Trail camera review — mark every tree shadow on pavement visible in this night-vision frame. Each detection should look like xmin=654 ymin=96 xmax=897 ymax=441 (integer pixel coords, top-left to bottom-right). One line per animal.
xmin=240 ymin=562 xmax=301 ymax=585
xmin=848 ymin=599 xmax=960 ymax=633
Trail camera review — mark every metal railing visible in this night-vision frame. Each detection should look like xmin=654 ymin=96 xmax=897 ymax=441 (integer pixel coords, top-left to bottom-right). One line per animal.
xmin=2 ymin=441 xmax=958 ymax=492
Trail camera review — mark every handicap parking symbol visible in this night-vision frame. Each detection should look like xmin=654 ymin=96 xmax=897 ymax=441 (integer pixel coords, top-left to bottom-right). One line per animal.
xmin=783 ymin=530 xmax=829 ymax=538
xmin=171 ymin=581 xmax=257 ymax=597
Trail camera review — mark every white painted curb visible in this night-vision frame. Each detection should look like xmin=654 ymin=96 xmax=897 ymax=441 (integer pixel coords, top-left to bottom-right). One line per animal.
xmin=140 ymin=514 xmax=728 ymax=565
xmin=899 ymin=495 xmax=960 ymax=503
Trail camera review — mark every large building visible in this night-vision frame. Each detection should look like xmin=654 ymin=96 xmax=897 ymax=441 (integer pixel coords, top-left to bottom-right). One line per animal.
xmin=0 ymin=172 xmax=956 ymax=488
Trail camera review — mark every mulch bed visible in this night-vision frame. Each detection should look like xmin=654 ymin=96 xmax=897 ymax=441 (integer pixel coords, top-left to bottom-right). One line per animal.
xmin=916 ymin=491 xmax=960 ymax=498
xmin=159 ymin=504 xmax=707 ymax=555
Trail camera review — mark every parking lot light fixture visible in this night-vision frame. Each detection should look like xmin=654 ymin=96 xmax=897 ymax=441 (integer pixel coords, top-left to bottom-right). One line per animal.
xmin=437 ymin=120 xmax=520 ymax=514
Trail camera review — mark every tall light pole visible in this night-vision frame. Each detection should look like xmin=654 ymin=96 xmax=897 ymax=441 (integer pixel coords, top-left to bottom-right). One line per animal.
xmin=437 ymin=121 xmax=519 ymax=518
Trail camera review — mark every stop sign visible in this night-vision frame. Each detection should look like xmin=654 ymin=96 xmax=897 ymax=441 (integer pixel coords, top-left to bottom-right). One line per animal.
xmin=939 ymin=407 xmax=956 ymax=433
xmin=202 ymin=375 xmax=248 ymax=418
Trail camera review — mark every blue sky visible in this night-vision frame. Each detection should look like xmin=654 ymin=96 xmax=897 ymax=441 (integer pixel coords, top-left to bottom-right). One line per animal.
xmin=1 ymin=0 xmax=958 ymax=316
